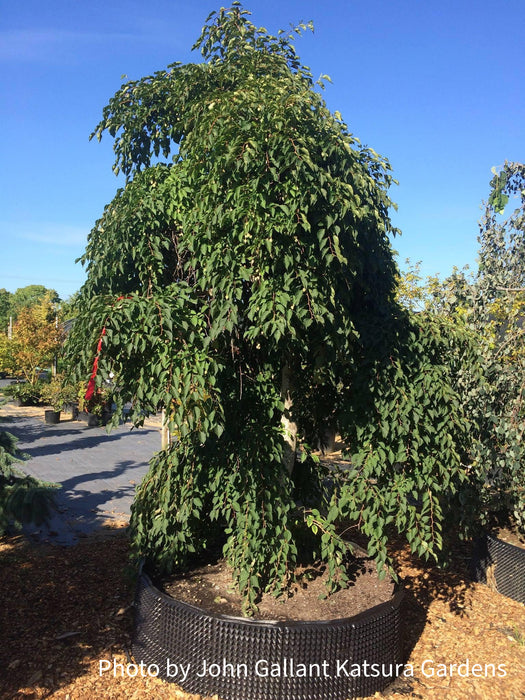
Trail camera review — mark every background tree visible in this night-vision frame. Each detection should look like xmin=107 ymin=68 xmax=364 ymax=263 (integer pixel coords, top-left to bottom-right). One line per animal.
xmin=471 ymin=162 xmax=524 ymax=533
xmin=58 ymin=291 xmax=80 ymax=323
xmin=397 ymin=162 xmax=525 ymax=535
xmin=9 ymin=285 xmax=60 ymax=321
xmin=477 ymin=162 xmax=524 ymax=334
xmin=67 ymin=3 xmax=482 ymax=609
xmin=0 ymin=285 xmax=61 ymax=335
xmin=0 ymin=334 xmax=15 ymax=376
xmin=395 ymin=259 xmax=474 ymax=316
xmin=0 ymin=288 xmax=12 ymax=335
xmin=11 ymin=294 xmax=64 ymax=385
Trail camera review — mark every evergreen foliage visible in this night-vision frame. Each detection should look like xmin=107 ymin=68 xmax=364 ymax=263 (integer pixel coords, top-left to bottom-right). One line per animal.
xmin=0 ymin=429 xmax=58 ymax=534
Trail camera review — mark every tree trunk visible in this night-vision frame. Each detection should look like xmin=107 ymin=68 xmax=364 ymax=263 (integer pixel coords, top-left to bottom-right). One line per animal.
xmin=161 ymin=409 xmax=170 ymax=451
xmin=280 ymin=364 xmax=298 ymax=475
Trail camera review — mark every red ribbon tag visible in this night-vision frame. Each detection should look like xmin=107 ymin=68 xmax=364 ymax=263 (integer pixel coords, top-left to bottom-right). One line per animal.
xmin=85 ymin=327 xmax=106 ymax=401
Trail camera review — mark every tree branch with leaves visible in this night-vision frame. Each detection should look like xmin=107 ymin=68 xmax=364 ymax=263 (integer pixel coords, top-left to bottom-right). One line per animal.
xmin=67 ymin=3 xmax=488 ymax=610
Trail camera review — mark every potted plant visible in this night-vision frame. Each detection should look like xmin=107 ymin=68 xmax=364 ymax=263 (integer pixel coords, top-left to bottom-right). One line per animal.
xmin=40 ymin=378 xmax=66 ymax=424
xmin=65 ymin=5 xmax=488 ymax=698
xmin=84 ymin=397 xmax=102 ymax=427
xmin=76 ymin=383 xmax=113 ymax=427
xmin=60 ymin=381 xmax=80 ymax=420
xmin=76 ymin=381 xmax=99 ymax=425
xmin=76 ymin=381 xmax=89 ymax=422
xmin=3 ymin=381 xmax=43 ymax=407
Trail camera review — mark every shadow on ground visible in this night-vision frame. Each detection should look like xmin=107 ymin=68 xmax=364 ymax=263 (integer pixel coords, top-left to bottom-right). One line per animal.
xmin=1 ymin=407 xmax=159 ymax=545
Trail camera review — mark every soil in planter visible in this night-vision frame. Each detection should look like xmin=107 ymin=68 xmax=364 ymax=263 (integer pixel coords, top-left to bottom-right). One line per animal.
xmin=161 ymin=551 xmax=395 ymax=621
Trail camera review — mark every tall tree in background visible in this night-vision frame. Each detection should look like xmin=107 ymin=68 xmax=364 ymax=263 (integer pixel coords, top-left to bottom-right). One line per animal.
xmin=0 ymin=285 xmax=61 ymax=335
xmin=10 ymin=285 xmax=60 ymax=319
xmin=67 ymin=3 xmax=482 ymax=609
xmin=11 ymin=294 xmax=64 ymax=385
xmin=477 ymin=161 xmax=525 ymax=320
xmin=471 ymin=162 xmax=525 ymax=532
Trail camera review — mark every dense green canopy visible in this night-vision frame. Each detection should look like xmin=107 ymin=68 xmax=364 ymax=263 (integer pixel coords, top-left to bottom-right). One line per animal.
xmin=67 ymin=4 xmax=482 ymax=610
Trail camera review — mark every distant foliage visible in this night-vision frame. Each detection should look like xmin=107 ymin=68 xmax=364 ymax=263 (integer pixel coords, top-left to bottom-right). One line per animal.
xmin=9 ymin=285 xmax=60 ymax=322
xmin=0 ymin=334 xmax=15 ymax=376
xmin=0 ymin=288 xmax=11 ymax=335
xmin=10 ymin=295 xmax=64 ymax=385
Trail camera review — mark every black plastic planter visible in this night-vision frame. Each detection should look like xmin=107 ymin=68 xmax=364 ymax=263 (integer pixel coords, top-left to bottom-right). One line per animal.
xmin=13 ymin=398 xmax=33 ymax=407
xmin=471 ymin=533 xmax=525 ymax=604
xmin=64 ymin=402 xmax=79 ymax=420
xmin=78 ymin=411 xmax=99 ymax=427
xmin=86 ymin=413 xmax=100 ymax=427
xmin=133 ymin=570 xmax=404 ymax=700
xmin=44 ymin=410 xmax=61 ymax=425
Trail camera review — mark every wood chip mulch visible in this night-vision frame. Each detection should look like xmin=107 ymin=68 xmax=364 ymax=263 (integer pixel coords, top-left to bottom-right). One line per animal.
xmin=0 ymin=527 xmax=524 ymax=700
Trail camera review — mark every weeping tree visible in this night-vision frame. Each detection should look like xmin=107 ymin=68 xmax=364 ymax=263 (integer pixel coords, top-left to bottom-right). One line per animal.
xmin=67 ymin=3 xmax=477 ymax=610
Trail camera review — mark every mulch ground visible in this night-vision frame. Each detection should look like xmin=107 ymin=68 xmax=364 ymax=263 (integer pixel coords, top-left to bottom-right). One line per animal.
xmin=0 ymin=527 xmax=524 ymax=700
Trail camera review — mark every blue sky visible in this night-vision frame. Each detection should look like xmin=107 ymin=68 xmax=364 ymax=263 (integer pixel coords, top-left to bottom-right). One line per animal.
xmin=1 ymin=0 xmax=523 ymax=300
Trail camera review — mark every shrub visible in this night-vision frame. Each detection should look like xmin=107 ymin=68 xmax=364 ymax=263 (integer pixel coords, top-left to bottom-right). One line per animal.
xmin=0 ymin=430 xmax=58 ymax=534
